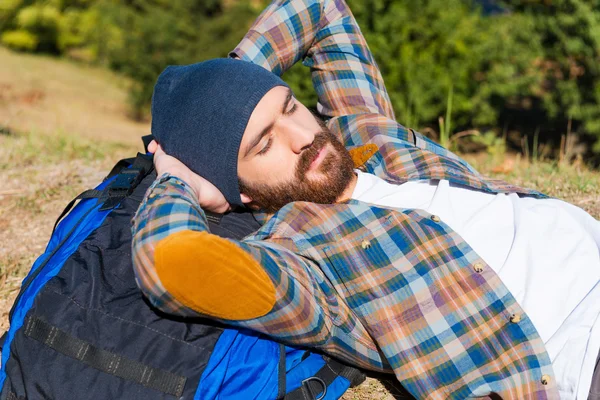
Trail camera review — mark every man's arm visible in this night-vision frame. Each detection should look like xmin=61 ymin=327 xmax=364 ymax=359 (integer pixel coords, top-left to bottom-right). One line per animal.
xmin=131 ymin=171 xmax=385 ymax=370
xmin=231 ymin=0 xmax=395 ymax=120
xmin=133 ymin=174 xmax=319 ymax=325
xmin=231 ymin=0 xmax=487 ymax=170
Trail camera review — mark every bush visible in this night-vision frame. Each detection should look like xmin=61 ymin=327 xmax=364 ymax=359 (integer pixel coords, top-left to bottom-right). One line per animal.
xmin=1 ymin=29 xmax=38 ymax=51
xmin=347 ymin=0 xmax=544 ymax=133
xmin=2 ymin=0 xmax=600 ymax=155
xmin=15 ymin=4 xmax=61 ymax=53
xmin=501 ymin=0 xmax=600 ymax=152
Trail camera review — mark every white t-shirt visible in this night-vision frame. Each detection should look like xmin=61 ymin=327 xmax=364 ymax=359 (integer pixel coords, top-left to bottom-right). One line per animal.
xmin=351 ymin=170 xmax=600 ymax=399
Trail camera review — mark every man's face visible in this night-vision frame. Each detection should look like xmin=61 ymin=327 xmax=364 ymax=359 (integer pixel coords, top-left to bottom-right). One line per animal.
xmin=237 ymin=86 xmax=355 ymax=212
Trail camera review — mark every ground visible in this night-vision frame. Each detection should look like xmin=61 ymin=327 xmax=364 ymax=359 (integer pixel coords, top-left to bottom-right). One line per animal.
xmin=0 ymin=47 xmax=599 ymax=399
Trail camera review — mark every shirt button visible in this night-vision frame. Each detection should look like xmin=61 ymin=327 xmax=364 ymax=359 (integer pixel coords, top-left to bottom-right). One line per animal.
xmin=541 ymin=375 xmax=551 ymax=385
xmin=148 ymin=193 xmax=157 ymax=199
xmin=509 ymin=314 xmax=522 ymax=323
xmin=473 ymin=262 xmax=484 ymax=273
xmin=361 ymin=240 xmax=371 ymax=249
xmin=431 ymin=215 xmax=441 ymax=222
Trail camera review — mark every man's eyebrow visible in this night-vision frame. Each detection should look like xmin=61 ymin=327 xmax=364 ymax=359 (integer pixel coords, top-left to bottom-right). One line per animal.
xmin=281 ymin=88 xmax=293 ymax=115
xmin=243 ymin=89 xmax=294 ymax=158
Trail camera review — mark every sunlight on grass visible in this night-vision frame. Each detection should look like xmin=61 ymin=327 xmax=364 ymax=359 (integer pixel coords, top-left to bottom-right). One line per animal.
xmin=0 ymin=130 xmax=137 ymax=170
xmin=467 ymin=155 xmax=600 ymax=219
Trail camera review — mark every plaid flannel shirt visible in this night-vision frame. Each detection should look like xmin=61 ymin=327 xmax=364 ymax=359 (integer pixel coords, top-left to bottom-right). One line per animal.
xmin=132 ymin=0 xmax=559 ymax=398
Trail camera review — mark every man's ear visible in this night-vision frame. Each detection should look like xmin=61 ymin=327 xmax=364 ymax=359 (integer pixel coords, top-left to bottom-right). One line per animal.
xmin=240 ymin=193 xmax=253 ymax=204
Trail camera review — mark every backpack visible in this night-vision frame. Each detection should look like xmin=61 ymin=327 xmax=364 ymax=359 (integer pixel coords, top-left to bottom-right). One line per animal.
xmin=0 ymin=143 xmax=365 ymax=400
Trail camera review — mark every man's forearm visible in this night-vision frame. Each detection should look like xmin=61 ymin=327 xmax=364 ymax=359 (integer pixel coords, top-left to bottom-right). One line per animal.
xmin=131 ymin=174 xmax=341 ymax=349
xmin=230 ymin=0 xmax=331 ymax=75
xmin=132 ymin=173 xmax=217 ymax=316
xmin=232 ymin=0 xmax=395 ymax=121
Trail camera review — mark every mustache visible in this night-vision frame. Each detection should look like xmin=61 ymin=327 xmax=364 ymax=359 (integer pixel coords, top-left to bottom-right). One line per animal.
xmin=296 ymin=131 xmax=331 ymax=180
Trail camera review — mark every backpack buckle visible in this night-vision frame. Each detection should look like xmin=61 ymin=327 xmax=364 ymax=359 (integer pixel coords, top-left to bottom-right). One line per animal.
xmin=108 ymin=168 xmax=144 ymax=196
xmin=300 ymin=377 xmax=327 ymax=400
xmin=100 ymin=167 xmax=146 ymax=211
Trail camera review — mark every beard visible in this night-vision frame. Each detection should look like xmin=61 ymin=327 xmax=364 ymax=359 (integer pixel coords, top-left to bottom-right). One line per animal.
xmin=238 ymin=127 xmax=355 ymax=213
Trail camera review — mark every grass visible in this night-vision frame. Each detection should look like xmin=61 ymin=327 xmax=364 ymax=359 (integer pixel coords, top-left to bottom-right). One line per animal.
xmin=0 ymin=46 xmax=147 ymax=146
xmin=466 ymin=154 xmax=600 ymax=219
xmin=0 ymin=130 xmax=138 ymax=333
xmin=0 ymin=46 xmax=145 ymax=334
xmin=0 ymin=130 xmax=134 ymax=170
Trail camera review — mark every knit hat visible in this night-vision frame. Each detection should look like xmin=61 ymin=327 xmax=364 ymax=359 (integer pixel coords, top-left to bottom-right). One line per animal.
xmin=151 ymin=58 xmax=289 ymax=207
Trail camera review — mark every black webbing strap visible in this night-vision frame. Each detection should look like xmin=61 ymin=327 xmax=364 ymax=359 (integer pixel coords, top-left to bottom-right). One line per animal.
xmin=104 ymin=157 xmax=135 ymax=182
xmin=99 ymin=153 xmax=153 ymax=211
xmin=205 ymin=211 xmax=223 ymax=225
xmin=51 ymin=189 xmax=104 ymax=236
xmin=104 ymin=135 xmax=154 ymax=182
xmin=276 ymin=343 xmax=287 ymax=400
xmin=23 ymin=316 xmax=186 ymax=397
xmin=51 ymin=153 xmax=153 ymax=238
xmin=0 ymin=330 xmax=6 ymax=348
xmin=284 ymin=357 xmax=365 ymax=400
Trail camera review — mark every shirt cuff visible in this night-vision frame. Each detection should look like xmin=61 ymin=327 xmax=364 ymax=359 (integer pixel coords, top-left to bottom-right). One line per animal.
xmin=146 ymin=173 xmax=199 ymax=204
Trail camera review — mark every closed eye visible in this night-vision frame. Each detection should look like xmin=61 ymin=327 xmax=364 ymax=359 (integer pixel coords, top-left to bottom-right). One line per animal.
xmin=284 ymin=102 xmax=297 ymax=116
xmin=257 ymin=137 xmax=273 ymax=156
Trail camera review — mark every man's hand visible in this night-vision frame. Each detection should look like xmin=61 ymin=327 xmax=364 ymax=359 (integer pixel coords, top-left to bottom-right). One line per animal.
xmin=148 ymin=140 xmax=231 ymax=213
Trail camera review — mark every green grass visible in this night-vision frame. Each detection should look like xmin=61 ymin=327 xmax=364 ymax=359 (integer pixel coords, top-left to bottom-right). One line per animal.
xmin=0 ymin=130 xmax=136 ymax=171
xmin=467 ymin=155 xmax=600 ymax=219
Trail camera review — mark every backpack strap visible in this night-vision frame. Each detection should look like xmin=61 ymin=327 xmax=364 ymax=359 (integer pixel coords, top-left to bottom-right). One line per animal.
xmin=22 ymin=315 xmax=186 ymax=397
xmin=50 ymin=189 xmax=104 ymax=236
xmin=141 ymin=134 xmax=155 ymax=153
xmin=51 ymin=153 xmax=154 ymax=235
xmin=104 ymin=133 xmax=154 ymax=182
xmin=104 ymin=157 xmax=136 ymax=182
xmin=99 ymin=153 xmax=153 ymax=211
xmin=284 ymin=356 xmax=366 ymax=400
xmin=276 ymin=343 xmax=287 ymax=400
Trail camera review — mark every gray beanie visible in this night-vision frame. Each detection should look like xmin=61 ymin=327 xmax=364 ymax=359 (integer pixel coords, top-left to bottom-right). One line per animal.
xmin=151 ymin=58 xmax=289 ymax=207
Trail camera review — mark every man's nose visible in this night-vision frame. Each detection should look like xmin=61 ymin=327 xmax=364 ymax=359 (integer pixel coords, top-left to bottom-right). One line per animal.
xmin=279 ymin=118 xmax=315 ymax=154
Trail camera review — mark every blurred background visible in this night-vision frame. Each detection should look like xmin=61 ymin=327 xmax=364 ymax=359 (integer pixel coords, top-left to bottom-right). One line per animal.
xmin=3 ymin=0 xmax=600 ymax=162
xmin=2 ymin=0 xmax=600 ymax=162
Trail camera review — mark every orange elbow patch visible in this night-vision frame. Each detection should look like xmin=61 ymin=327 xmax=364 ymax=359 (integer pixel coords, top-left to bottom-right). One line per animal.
xmin=155 ymin=230 xmax=276 ymax=320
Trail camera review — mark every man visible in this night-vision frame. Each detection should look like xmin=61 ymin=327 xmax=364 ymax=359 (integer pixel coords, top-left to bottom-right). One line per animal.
xmin=131 ymin=0 xmax=600 ymax=398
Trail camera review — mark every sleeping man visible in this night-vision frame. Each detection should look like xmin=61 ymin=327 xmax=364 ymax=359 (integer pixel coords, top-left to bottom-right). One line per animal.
xmin=131 ymin=0 xmax=600 ymax=398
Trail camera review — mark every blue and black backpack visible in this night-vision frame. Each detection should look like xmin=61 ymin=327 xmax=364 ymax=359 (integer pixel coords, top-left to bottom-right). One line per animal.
xmin=0 ymin=140 xmax=365 ymax=400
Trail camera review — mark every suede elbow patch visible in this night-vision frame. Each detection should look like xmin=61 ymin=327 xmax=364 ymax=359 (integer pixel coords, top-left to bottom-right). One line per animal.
xmin=154 ymin=230 xmax=276 ymax=320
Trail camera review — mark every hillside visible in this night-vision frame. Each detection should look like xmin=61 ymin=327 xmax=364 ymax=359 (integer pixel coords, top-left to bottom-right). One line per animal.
xmin=0 ymin=46 xmax=148 ymax=145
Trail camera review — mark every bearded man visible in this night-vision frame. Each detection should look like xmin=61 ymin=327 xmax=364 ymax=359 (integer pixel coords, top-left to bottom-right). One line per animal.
xmin=131 ymin=0 xmax=600 ymax=398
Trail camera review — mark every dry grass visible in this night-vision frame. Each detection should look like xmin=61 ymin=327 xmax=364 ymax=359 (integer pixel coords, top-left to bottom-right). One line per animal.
xmin=467 ymin=154 xmax=600 ymax=219
xmin=0 ymin=46 xmax=147 ymax=146
xmin=0 ymin=132 xmax=137 ymax=332
xmin=0 ymin=46 xmax=145 ymax=332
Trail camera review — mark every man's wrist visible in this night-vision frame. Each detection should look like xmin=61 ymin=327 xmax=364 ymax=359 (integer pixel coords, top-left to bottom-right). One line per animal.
xmin=156 ymin=173 xmax=200 ymax=200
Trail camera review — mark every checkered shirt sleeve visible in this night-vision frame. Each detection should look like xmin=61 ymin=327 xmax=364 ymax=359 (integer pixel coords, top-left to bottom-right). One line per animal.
xmin=131 ymin=174 xmax=388 ymax=370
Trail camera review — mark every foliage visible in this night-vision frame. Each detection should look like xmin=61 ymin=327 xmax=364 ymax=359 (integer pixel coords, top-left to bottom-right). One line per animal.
xmin=499 ymin=0 xmax=600 ymax=152
xmin=1 ymin=29 xmax=37 ymax=51
xmin=347 ymin=0 xmax=545 ymax=133
xmin=2 ymin=0 xmax=600 ymax=154
xmin=472 ymin=130 xmax=506 ymax=164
